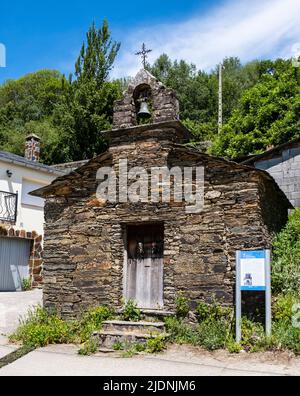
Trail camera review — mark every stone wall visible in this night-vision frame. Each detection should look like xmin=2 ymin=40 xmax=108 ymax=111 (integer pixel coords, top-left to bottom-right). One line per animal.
xmin=41 ymin=130 xmax=290 ymax=319
xmin=113 ymin=69 xmax=179 ymax=129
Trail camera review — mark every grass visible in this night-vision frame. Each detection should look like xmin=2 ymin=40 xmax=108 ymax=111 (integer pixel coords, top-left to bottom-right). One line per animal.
xmin=165 ymin=295 xmax=300 ymax=355
xmin=10 ymin=305 xmax=113 ymax=349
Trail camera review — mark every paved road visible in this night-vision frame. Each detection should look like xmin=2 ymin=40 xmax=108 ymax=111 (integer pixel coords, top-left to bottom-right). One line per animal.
xmin=0 ymin=289 xmax=42 ymax=336
xmin=0 ymin=344 xmax=299 ymax=376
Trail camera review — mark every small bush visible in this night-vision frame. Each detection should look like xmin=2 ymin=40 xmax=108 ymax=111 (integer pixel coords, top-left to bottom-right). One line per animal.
xmin=112 ymin=341 xmax=125 ymax=351
xmin=196 ymin=300 xmax=233 ymax=324
xmin=164 ymin=316 xmax=197 ymax=344
xmin=78 ymin=339 xmax=98 ymax=355
xmin=21 ymin=278 xmax=31 ymax=291
xmin=10 ymin=305 xmax=113 ymax=348
xmin=272 ymin=321 xmax=300 ymax=354
xmin=122 ymin=299 xmax=141 ymax=322
xmin=226 ymin=339 xmax=241 ymax=353
xmin=195 ymin=320 xmax=228 ymax=351
xmin=272 ymin=208 xmax=300 ymax=295
xmin=175 ymin=292 xmax=189 ymax=318
xmin=240 ymin=318 xmax=265 ymax=352
xmin=165 ymin=314 xmax=229 ymax=351
xmin=10 ymin=306 xmax=72 ymax=347
xmin=273 ymin=294 xmax=300 ymax=323
xmin=146 ymin=335 xmax=166 ymax=353
xmin=119 ymin=342 xmax=146 ymax=357
xmin=77 ymin=306 xmax=113 ymax=342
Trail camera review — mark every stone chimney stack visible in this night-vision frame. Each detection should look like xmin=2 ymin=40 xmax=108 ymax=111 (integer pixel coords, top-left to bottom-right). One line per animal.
xmin=25 ymin=134 xmax=41 ymax=162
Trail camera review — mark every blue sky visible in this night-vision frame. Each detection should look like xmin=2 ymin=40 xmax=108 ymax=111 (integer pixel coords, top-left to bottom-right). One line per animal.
xmin=0 ymin=0 xmax=299 ymax=83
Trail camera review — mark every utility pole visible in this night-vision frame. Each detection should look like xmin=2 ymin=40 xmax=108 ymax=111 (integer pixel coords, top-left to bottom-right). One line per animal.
xmin=218 ymin=62 xmax=224 ymax=135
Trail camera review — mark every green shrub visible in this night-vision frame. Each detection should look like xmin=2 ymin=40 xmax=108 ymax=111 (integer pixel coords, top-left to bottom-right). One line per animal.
xmin=165 ymin=314 xmax=229 ymax=351
xmin=272 ymin=208 xmax=300 ymax=295
xmin=240 ymin=318 xmax=265 ymax=352
xmin=195 ymin=320 xmax=228 ymax=351
xmin=78 ymin=339 xmax=98 ymax=355
xmin=21 ymin=278 xmax=31 ymax=291
xmin=134 ymin=342 xmax=147 ymax=352
xmin=272 ymin=321 xmax=300 ymax=354
xmin=195 ymin=302 xmax=210 ymax=322
xmin=175 ymin=292 xmax=190 ymax=318
xmin=117 ymin=336 xmax=166 ymax=357
xmin=10 ymin=306 xmax=72 ymax=347
xmin=10 ymin=305 xmax=113 ymax=348
xmin=122 ymin=299 xmax=141 ymax=322
xmin=196 ymin=300 xmax=233 ymax=324
xmin=112 ymin=341 xmax=125 ymax=351
xmin=164 ymin=316 xmax=197 ymax=344
xmin=273 ymin=294 xmax=300 ymax=323
xmin=146 ymin=335 xmax=166 ymax=353
xmin=119 ymin=342 xmax=146 ymax=357
xmin=226 ymin=339 xmax=242 ymax=353
xmin=77 ymin=306 xmax=113 ymax=342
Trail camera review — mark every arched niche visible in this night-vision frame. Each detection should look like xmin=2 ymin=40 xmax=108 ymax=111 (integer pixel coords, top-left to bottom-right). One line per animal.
xmin=133 ymin=83 xmax=153 ymax=125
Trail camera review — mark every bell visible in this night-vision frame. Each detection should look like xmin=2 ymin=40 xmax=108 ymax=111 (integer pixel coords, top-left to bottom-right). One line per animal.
xmin=138 ymin=101 xmax=151 ymax=119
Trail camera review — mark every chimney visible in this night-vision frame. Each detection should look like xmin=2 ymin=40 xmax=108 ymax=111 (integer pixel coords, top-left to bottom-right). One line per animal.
xmin=25 ymin=134 xmax=41 ymax=162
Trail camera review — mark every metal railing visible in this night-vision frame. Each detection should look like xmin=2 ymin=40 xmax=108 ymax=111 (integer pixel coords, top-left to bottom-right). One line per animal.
xmin=0 ymin=191 xmax=18 ymax=223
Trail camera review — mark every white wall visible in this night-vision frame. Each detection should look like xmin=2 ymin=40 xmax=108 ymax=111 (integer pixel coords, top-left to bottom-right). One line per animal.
xmin=0 ymin=160 xmax=57 ymax=235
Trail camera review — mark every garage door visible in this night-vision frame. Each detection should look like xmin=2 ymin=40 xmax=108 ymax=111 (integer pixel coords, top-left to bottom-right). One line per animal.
xmin=0 ymin=238 xmax=31 ymax=291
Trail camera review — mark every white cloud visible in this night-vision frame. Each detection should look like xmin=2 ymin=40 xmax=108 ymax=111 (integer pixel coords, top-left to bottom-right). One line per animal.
xmin=112 ymin=0 xmax=300 ymax=78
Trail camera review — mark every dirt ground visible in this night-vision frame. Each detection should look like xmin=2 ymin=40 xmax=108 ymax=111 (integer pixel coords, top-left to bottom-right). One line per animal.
xmin=161 ymin=343 xmax=300 ymax=366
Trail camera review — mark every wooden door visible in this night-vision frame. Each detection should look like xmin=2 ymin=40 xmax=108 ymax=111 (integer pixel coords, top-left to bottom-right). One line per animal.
xmin=126 ymin=224 xmax=164 ymax=309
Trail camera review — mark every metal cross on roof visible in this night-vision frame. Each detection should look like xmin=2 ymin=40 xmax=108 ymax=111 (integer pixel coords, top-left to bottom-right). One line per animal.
xmin=135 ymin=43 xmax=152 ymax=68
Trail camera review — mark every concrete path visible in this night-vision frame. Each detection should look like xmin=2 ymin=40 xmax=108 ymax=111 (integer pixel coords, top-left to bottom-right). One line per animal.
xmin=0 ymin=289 xmax=42 ymax=336
xmin=1 ymin=344 xmax=300 ymax=376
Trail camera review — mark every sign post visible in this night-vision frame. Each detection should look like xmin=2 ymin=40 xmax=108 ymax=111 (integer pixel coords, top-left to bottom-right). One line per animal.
xmin=236 ymin=250 xmax=271 ymax=343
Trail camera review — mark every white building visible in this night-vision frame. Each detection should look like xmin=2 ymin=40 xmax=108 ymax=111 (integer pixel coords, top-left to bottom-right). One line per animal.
xmin=0 ymin=135 xmax=64 ymax=291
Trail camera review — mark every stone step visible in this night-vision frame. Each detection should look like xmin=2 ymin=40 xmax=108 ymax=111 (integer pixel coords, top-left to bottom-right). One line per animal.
xmin=102 ymin=320 xmax=165 ymax=334
xmin=93 ymin=320 xmax=168 ymax=350
xmin=98 ymin=347 xmax=118 ymax=354
xmin=93 ymin=331 xmax=152 ymax=349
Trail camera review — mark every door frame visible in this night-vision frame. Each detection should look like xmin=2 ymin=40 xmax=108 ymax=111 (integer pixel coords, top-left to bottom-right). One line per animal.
xmin=122 ymin=222 xmax=164 ymax=309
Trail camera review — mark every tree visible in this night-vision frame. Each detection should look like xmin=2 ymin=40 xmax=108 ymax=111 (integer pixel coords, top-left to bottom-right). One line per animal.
xmin=148 ymin=55 xmax=265 ymax=146
xmin=211 ymin=59 xmax=300 ymax=158
xmin=0 ymin=21 xmax=122 ymax=164
xmin=63 ymin=20 xmax=122 ymax=160
xmin=75 ymin=21 xmax=120 ymax=85
xmin=0 ymin=70 xmax=69 ymax=164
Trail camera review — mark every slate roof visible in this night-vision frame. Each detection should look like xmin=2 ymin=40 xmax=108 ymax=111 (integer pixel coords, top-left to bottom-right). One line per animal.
xmin=241 ymin=137 xmax=300 ymax=166
xmin=0 ymin=150 xmax=65 ymax=175
xmin=29 ymin=140 xmax=293 ymax=210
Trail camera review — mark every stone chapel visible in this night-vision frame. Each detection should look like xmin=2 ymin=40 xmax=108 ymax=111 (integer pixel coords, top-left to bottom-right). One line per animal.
xmin=32 ymin=69 xmax=291 ymax=319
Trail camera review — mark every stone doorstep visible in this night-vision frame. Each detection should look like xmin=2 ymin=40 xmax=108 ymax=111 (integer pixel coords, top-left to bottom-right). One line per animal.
xmin=101 ymin=320 xmax=165 ymax=335
xmin=116 ymin=308 xmax=175 ymax=319
xmin=97 ymin=330 xmax=159 ymax=338
xmin=93 ymin=330 xmax=170 ymax=351
xmin=93 ymin=320 xmax=168 ymax=351
xmin=140 ymin=309 xmax=174 ymax=316
xmin=103 ymin=320 xmax=165 ymax=327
